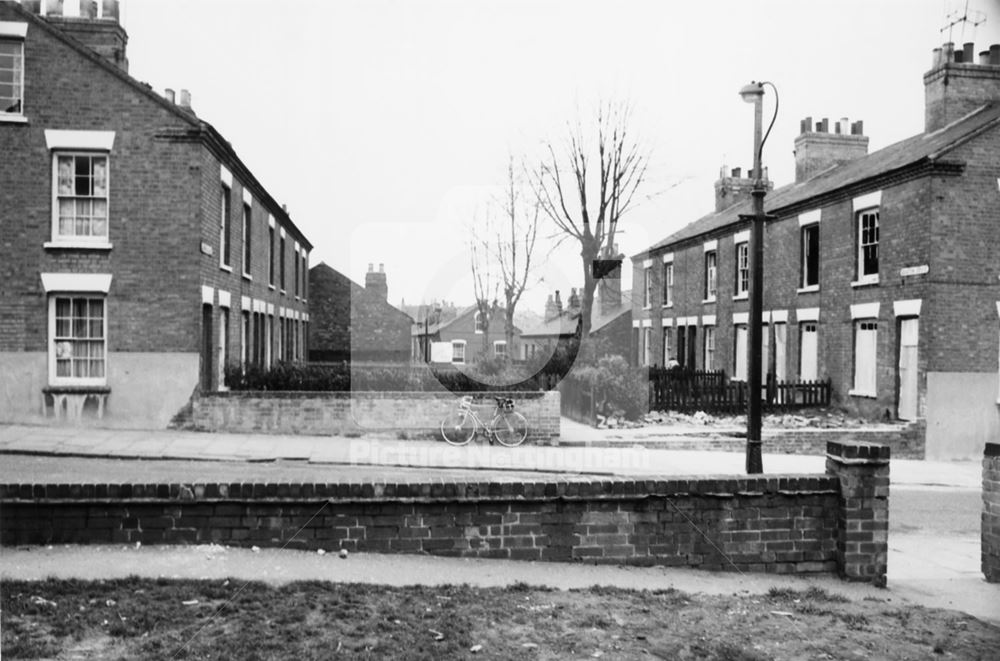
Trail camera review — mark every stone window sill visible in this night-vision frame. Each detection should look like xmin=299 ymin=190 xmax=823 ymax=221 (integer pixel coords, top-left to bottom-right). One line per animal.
xmin=848 ymin=389 xmax=877 ymax=398
xmin=44 ymin=241 xmax=113 ymax=251
xmin=797 ymin=285 xmax=820 ymax=294
xmin=0 ymin=113 xmax=28 ymax=124
xmin=851 ymin=277 xmax=879 ymax=288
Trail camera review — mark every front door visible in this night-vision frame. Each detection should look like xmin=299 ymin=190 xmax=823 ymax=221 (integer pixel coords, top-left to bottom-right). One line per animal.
xmin=686 ymin=325 xmax=697 ymax=369
xmin=898 ymin=318 xmax=919 ymax=420
xmin=201 ymin=304 xmax=213 ymax=390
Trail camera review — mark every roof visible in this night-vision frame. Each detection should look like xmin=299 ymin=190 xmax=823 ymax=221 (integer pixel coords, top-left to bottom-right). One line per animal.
xmin=521 ymin=290 xmax=634 ymax=338
xmin=636 ymin=102 xmax=1000 ymax=258
xmin=310 ymin=263 xmax=413 ymax=323
xmin=7 ymin=3 xmax=313 ymax=250
xmin=412 ymin=304 xmax=522 ymax=337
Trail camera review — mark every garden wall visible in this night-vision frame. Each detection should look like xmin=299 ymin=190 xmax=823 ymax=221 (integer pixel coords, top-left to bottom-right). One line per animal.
xmin=984 ymin=442 xmax=1000 ymax=582
xmin=0 ymin=441 xmax=890 ymax=584
xmin=186 ymin=391 xmax=560 ymax=444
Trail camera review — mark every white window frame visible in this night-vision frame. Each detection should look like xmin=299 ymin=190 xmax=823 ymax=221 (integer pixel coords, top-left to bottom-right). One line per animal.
xmin=854 ymin=207 xmax=880 ymax=286
xmin=242 ymin=202 xmax=253 ymax=280
xmin=474 ymin=311 xmax=486 ymax=334
xmin=734 ymin=241 xmax=749 ymax=299
xmin=0 ymin=24 xmax=27 ymax=123
xmin=493 ymin=340 xmax=507 ymax=357
xmin=703 ymin=326 xmax=716 ymax=370
xmin=48 ymin=293 xmax=109 ymax=387
xmin=800 ymin=222 xmax=820 ymax=292
xmin=643 ymin=266 xmax=652 ymax=308
xmin=662 ymin=260 xmax=674 ymax=307
xmin=49 ymin=150 xmax=113 ymax=248
xmin=704 ymin=250 xmax=718 ymax=302
xmin=219 ymin=182 xmax=233 ymax=271
xmin=643 ymin=327 xmax=653 ymax=366
xmin=452 ymin=340 xmax=467 ymax=364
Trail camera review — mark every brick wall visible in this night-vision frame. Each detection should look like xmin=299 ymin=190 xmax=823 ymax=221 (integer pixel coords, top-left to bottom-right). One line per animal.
xmin=0 ymin=441 xmax=889 ymax=583
xmin=984 ymin=442 xmax=1000 ymax=582
xmin=187 ymin=391 xmax=560 ymax=443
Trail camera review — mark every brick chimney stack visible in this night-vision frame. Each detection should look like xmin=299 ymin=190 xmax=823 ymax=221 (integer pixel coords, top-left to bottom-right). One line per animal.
xmin=714 ymin=165 xmax=773 ymax=212
xmin=543 ymin=294 xmax=558 ymax=320
xmin=595 ymin=245 xmax=624 ymax=316
xmin=793 ymin=116 xmax=868 ymax=182
xmin=925 ymin=42 xmax=1000 ymax=133
xmin=29 ymin=0 xmax=128 ymax=72
xmin=364 ymin=262 xmax=387 ymax=300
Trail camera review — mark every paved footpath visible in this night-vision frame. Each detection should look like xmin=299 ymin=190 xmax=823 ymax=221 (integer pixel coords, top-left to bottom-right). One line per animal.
xmin=0 ymin=420 xmax=996 ymax=625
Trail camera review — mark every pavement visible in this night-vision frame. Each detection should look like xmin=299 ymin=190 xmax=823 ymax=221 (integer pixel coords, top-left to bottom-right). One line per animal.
xmin=0 ymin=419 xmax=996 ymax=626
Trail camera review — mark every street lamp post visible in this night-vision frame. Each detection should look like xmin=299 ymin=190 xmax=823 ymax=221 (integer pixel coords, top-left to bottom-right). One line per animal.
xmin=738 ymin=81 xmax=778 ymax=475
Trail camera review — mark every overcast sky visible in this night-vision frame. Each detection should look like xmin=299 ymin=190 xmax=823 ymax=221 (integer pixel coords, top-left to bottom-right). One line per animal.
xmin=117 ymin=0 xmax=1000 ymax=314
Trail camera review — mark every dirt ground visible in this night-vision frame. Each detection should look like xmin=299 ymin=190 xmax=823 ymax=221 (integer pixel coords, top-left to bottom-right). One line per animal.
xmin=3 ymin=578 xmax=998 ymax=660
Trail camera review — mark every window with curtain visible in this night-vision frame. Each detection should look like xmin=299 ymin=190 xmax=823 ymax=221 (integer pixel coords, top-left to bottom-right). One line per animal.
xmin=52 ymin=296 xmax=106 ymax=383
xmin=55 ymin=154 xmax=108 ymax=241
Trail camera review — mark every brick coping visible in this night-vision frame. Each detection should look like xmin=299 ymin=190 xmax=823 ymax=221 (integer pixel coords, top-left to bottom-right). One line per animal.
xmin=1 ymin=474 xmax=839 ymax=503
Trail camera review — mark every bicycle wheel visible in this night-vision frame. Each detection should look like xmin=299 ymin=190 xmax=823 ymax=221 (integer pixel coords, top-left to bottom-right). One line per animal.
xmin=440 ymin=410 xmax=476 ymax=446
xmin=491 ymin=411 xmax=528 ymax=447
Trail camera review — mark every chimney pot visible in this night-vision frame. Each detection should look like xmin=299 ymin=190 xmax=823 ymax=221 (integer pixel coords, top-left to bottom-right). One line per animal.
xmin=980 ymin=50 xmax=991 ymax=65
xmin=164 ymin=88 xmax=175 ymax=104
xmin=932 ymin=47 xmax=942 ymax=68
xmin=732 ymin=167 xmax=741 ymax=178
xmin=963 ymin=42 xmax=975 ymax=64
xmin=179 ymin=89 xmax=192 ymax=108
xmin=101 ymin=0 xmax=120 ymax=21
xmin=44 ymin=0 xmax=63 ymax=17
xmin=378 ymin=263 xmax=384 ymax=273
xmin=818 ymin=118 xmax=828 ymax=133
xmin=81 ymin=0 xmax=98 ymax=19
xmin=367 ymin=263 xmax=373 ymax=272
xmin=990 ymin=45 xmax=1000 ymax=65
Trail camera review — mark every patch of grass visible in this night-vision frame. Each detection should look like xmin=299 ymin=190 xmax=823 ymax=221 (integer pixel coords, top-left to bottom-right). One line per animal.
xmin=4 ymin=578 xmax=1000 ymax=661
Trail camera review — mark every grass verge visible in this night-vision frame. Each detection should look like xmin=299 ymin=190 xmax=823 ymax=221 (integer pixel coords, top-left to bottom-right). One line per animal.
xmin=2 ymin=578 xmax=998 ymax=660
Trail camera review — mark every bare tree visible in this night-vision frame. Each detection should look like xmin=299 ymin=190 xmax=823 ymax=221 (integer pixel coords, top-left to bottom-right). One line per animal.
xmin=493 ymin=156 xmax=540 ymax=364
xmin=531 ymin=102 xmax=647 ymax=339
xmin=469 ymin=218 xmax=499 ymax=357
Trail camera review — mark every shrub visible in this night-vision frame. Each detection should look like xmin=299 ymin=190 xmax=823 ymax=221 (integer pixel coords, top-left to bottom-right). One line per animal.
xmin=222 ymin=362 xmax=554 ymax=393
xmin=569 ymin=355 xmax=648 ymax=420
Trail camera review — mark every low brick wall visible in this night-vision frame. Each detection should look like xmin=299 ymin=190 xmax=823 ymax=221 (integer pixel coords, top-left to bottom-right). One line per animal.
xmin=984 ymin=443 xmax=1000 ymax=582
xmin=0 ymin=441 xmax=890 ymax=583
xmin=186 ymin=391 xmax=560 ymax=444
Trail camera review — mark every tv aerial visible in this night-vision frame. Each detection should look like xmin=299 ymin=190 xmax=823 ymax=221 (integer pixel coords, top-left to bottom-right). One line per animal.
xmin=941 ymin=0 xmax=986 ymax=44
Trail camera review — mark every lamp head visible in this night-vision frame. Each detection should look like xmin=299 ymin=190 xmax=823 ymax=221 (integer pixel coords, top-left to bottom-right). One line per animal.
xmin=739 ymin=81 xmax=764 ymax=104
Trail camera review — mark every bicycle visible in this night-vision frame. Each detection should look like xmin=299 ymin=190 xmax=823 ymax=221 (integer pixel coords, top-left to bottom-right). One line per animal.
xmin=440 ymin=395 xmax=528 ymax=447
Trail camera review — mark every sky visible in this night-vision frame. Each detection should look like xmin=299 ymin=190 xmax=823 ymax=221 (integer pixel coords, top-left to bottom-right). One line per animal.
xmin=111 ymin=0 xmax=1000 ymax=315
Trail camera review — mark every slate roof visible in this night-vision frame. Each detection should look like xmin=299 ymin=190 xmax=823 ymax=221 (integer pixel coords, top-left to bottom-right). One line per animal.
xmin=636 ymin=102 xmax=1000 ymax=258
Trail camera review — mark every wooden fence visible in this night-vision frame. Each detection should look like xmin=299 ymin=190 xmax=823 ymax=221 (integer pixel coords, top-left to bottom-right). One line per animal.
xmin=649 ymin=368 xmax=831 ymax=413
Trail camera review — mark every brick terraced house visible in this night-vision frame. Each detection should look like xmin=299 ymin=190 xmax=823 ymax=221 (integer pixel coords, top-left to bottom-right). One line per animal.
xmin=412 ymin=304 xmax=521 ymax=365
xmin=632 ymin=42 xmax=1000 ymax=459
xmin=0 ymin=1 xmax=312 ymax=427
xmin=308 ymin=262 xmax=413 ymax=363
